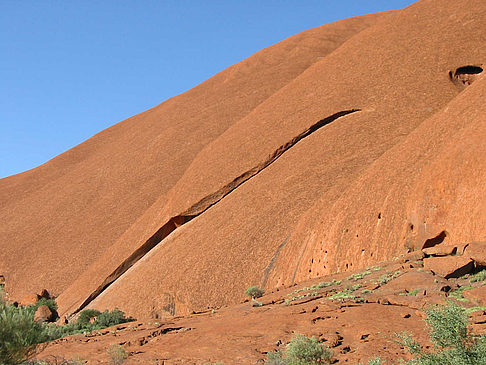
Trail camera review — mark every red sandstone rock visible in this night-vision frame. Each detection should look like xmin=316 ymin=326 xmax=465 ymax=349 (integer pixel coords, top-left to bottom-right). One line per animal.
xmin=464 ymin=286 xmax=486 ymax=306
xmin=423 ymin=245 xmax=459 ymax=256
xmin=38 ymin=289 xmax=50 ymax=299
xmin=34 ymin=305 xmax=54 ymax=323
xmin=0 ymin=0 xmax=484 ymax=324
xmin=423 ymin=257 xmax=475 ymax=279
xmin=19 ymin=294 xmax=40 ymax=306
xmin=464 ymin=242 xmax=486 ymax=267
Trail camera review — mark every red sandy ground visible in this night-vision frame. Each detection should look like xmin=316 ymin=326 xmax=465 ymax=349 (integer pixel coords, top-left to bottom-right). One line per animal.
xmin=37 ymin=251 xmax=486 ymax=364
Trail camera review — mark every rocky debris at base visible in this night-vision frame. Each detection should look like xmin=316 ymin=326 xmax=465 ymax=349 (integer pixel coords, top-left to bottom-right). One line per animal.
xmin=423 ymin=256 xmax=475 ymax=278
xmin=35 ymin=251 xmax=486 ymax=364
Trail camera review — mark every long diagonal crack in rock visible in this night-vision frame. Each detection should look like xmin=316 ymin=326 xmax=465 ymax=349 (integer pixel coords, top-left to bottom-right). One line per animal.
xmin=71 ymin=109 xmax=360 ymax=316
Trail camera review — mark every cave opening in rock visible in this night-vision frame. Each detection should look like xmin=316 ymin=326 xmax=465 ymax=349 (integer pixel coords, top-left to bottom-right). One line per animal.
xmin=456 ymin=65 xmax=483 ymax=75
xmin=449 ymin=65 xmax=483 ymax=87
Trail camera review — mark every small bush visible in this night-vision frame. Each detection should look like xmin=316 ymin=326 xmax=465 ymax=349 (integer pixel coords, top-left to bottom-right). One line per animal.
xmin=286 ymin=334 xmax=332 ymax=365
xmin=266 ymin=350 xmax=285 ymax=365
xmin=359 ymin=359 xmax=386 ymax=365
xmin=266 ymin=334 xmax=332 ymax=364
xmin=77 ymin=309 xmax=102 ymax=325
xmin=95 ymin=309 xmax=132 ymax=328
xmin=245 ymin=286 xmax=265 ymax=299
xmin=448 ymin=285 xmax=473 ymax=302
xmin=470 ymin=270 xmax=486 ymax=283
xmin=107 ymin=344 xmax=127 ymax=365
xmin=26 ymin=298 xmax=58 ymax=314
xmin=397 ymin=303 xmax=486 ymax=364
xmin=0 ymin=297 xmax=47 ymax=365
xmin=367 ymin=358 xmax=386 ymax=365
xmin=376 ymin=271 xmax=401 ymax=286
xmin=347 ymin=271 xmax=371 ymax=281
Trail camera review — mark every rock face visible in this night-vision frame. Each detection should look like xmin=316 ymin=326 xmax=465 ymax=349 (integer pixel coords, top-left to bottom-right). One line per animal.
xmin=1 ymin=0 xmax=486 ymax=320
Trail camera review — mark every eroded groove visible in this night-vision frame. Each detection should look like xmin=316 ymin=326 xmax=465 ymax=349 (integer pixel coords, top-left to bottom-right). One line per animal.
xmin=71 ymin=109 xmax=360 ymax=316
xmin=261 ymin=236 xmax=290 ymax=288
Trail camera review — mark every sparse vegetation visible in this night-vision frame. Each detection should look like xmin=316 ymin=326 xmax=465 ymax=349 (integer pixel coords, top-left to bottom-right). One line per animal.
xmin=469 ymin=270 xmax=486 ymax=283
xmin=327 ymin=283 xmax=364 ymax=302
xmin=367 ymin=266 xmax=383 ymax=272
xmin=413 ymin=261 xmax=424 ymax=268
xmin=367 ymin=358 xmax=385 ymax=365
xmin=399 ymin=289 xmax=420 ymax=296
xmin=107 ymin=344 xmax=127 ymax=365
xmin=347 ymin=270 xmax=371 ymax=281
xmin=465 ymin=306 xmax=486 ymax=315
xmin=289 ymin=281 xmax=340 ymax=296
xmin=376 ymin=271 xmax=401 ymax=286
xmin=252 ymin=299 xmax=263 ymax=307
xmin=328 ymin=290 xmax=357 ymax=301
xmin=359 ymin=358 xmax=386 ymax=365
xmin=448 ymin=285 xmax=473 ymax=302
xmin=397 ymin=303 xmax=486 ymax=364
xmin=368 ymin=303 xmax=486 ymax=364
xmin=28 ymin=298 xmax=58 ymax=315
xmin=245 ymin=286 xmax=265 ymax=299
xmin=285 ymin=291 xmax=320 ymax=305
xmin=267 ymin=334 xmax=332 ymax=364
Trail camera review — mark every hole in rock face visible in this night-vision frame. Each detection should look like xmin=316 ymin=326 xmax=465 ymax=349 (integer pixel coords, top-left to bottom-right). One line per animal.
xmin=422 ymin=230 xmax=448 ymax=249
xmin=449 ymin=65 xmax=483 ymax=87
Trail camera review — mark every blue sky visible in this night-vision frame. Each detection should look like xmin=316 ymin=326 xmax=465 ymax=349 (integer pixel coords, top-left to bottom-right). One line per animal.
xmin=0 ymin=0 xmax=415 ymax=178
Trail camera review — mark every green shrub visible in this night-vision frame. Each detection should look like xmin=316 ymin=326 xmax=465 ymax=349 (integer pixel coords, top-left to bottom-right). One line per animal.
xmin=376 ymin=271 xmax=401 ymax=285
xmin=44 ymin=308 xmax=134 ymax=340
xmin=33 ymin=298 xmax=58 ymax=313
xmin=397 ymin=303 xmax=486 ymax=364
xmin=347 ymin=271 xmax=371 ymax=281
xmin=286 ymin=334 xmax=332 ymax=365
xmin=0 ymin=297 xmax=47 ymax=365
xmin=266 ymin=350 xmax=285 ymax=365
xmin=368 ymin=358 xmax=385 ymax=365
xmin=95 ymin=309 xmax=132 ymax=328
xmin=266 ymin=334 xmax=332 ymax=364
xmin=0 ymin=292 xmax=135 ymax=364
xmin=359 ymin=358 xmax=386 ymax=365
xmin=107 ymin=344 xmax=127 ymax=365
xmin=448 ymin=285 xmax=473 ymax=302
xmin=470 ymin=270 xmax=486 ymax=283
xmin=77 ymin=309 xmax=102 ymax=325
xmin=245 ymin=286 xmax=265 ymax=299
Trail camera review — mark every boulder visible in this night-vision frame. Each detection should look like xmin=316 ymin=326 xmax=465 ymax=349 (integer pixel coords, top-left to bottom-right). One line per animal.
xmin=422 ymin=244 xmax=466 ymax=256
xmin=423 ymin=256 xmax=474 ymax=278
xmin=464 ymin=242 xmax=486 ymax=267
xmin=38 ymin=289 xmax=51 ymax=299
xmin=19 ymin=293 xmax=40 ymax=306
xmin=34 ymin=305 xmax=54 ymax=322
xmin=463 ymin=286 xmax=486 ymax=306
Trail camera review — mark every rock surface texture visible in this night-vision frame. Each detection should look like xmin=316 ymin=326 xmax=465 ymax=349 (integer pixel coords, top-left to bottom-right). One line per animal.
xmin=0 ymin=0 xmax=485 ymax=326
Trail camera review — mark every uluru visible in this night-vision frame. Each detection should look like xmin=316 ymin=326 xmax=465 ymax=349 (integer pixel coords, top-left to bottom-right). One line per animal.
xmin=1 ymin=0 xmax=486 ymax=363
